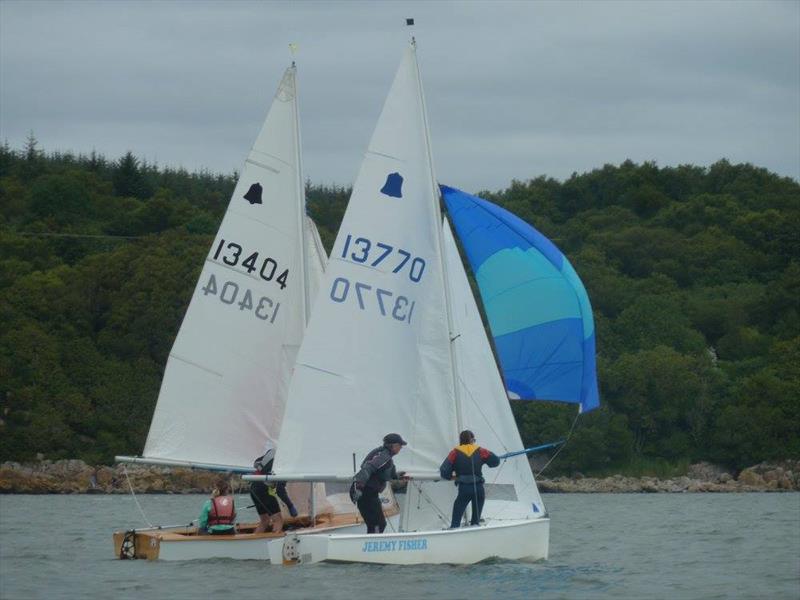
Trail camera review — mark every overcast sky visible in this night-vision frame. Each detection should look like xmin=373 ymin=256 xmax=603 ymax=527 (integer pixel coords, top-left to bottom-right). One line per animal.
xmin=1 ymin=0 xmax=798 ymax=191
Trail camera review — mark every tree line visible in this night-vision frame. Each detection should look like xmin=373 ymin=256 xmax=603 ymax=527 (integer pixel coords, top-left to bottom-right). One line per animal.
xmin=0 ymin=138 xmax=797 ymax=474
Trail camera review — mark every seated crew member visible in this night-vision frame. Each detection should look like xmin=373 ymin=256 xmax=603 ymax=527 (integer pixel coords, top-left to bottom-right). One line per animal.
xmin=439 ymin=430 xmax=500 ymax=528
xmin=350 ymin=433 xmax=408 ymax=534
xmin=198 ymin=479 xmax=236 ymax=535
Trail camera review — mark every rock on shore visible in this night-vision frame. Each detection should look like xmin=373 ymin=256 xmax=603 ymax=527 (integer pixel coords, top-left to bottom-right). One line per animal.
xmin=0 ymin=460 xmax=221 ymax=494
xmin=537 ymin=460 xmax=800 ymax=493
xmin=0 ymin=459 xmax=798 ymax=494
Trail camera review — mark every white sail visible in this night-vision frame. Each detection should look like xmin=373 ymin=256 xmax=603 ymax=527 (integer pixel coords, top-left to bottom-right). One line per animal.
xmin=274 ymin=45 xmax=457 ymax=478
xmin=303 ymin=215 xmax=327 ymax=308
xmin=443 ymin=222 xmax=545 ymax=517
xmin=143 ymin=65 xmax=314 ymax=469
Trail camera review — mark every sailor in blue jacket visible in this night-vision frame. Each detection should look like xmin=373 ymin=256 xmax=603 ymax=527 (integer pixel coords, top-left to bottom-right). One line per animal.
xmin=440 ymin=430 xmax=500 ymax=528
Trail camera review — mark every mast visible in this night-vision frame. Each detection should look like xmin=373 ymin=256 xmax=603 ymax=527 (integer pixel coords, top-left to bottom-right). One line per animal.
xmin=410 ymin=39 xmax=463 ymax=437
xmin=291 ymin=59 xmax=311 ymax=326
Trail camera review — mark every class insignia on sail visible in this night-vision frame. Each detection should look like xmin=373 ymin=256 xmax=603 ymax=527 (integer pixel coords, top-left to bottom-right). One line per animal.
xmin=380 ymin=172 xmax=404 ymax=198
xmin=244 ymin=182 xmax=264 ymax=204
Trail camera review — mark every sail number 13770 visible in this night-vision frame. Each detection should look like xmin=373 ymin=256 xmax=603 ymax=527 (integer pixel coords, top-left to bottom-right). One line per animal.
xmin=340 ymin=234 xmax=426 ymax=282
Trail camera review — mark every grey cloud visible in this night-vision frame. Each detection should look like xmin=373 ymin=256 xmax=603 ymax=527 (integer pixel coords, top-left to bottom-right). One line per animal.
xmin=1 ymin=0 xmax=797 ymax=192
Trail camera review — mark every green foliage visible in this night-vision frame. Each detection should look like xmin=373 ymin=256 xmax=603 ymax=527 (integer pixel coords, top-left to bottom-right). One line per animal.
xmin=0 ymin=145 xmax=797 ymax=473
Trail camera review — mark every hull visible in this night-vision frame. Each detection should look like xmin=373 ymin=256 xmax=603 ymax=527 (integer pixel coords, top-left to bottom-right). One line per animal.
xmin=277 ymin=517 xmax=549 ymax=565
xmin=114 ymin=522 xmax=283 ymax=561
xmin=113 ymin=514 xmax=397 ymax=561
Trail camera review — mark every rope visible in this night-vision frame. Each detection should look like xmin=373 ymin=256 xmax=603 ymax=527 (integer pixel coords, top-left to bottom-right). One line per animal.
xmin=469 ymin=450 xmax=479 ymax=526
xmin=457 ymin=373 xmax=510 ymax=453
xmin=412 ymin=482 xmax=450 ymax=527
xmin=535 ymin=408 xmax=581 ymax=478
xmin=123 ymin=465 xmax=153 ymax=527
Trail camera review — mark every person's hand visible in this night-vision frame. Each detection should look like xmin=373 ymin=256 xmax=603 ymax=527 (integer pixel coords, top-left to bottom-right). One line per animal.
xmin=398 ymin=471 xmax=410 ymax=481
xmin=349 ymin=482 xmax=362 ymax=503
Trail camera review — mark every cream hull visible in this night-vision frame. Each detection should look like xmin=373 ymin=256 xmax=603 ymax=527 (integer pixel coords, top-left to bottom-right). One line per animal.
xmin=113 ymin=513 xmax=398 ymax=561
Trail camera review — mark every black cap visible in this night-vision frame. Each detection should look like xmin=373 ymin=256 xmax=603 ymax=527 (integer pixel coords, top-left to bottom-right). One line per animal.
xmin=383 ymin=433 xmax=407 ymax=446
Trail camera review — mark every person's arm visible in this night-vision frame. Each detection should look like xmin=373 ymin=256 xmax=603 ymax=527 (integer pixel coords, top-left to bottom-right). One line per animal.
xmin=275 ymin=482 xmax=293 ymax=506
xmin=198 ymin=499 xmax=211 ymax=529
xmin=480 ymin=448 xmax=500 ymax=468
xmin=439 ymin=450 xmax=457 ymax=480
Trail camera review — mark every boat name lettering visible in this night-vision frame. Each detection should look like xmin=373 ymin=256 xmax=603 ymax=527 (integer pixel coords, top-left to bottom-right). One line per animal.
xmin=329 ymin=277 xmax=416 ymax=324
xmin=211 ymin=238 xmax=289 ymax=290
xmin=340 ymin=234 xmax=426 ymax=283
xmin=361 ymin=538 xmax=428 ymax=553
xmin=201 ymin=273 xmax=280 ymax=323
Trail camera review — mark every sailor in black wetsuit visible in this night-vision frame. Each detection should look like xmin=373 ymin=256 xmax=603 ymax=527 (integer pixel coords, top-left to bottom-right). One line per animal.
xmin=250 ymin=442 xmax=298 ymax=533
xmin=350 ymin=433 xmax=408 ymax=534
xmin=440 ymin=430 xmax=500 ymax=528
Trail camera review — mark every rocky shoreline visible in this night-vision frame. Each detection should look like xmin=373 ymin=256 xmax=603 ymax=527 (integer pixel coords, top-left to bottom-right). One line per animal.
xmin=0 ymin=459 xmax=797 ymax=494
xmin=538 ymin=460 xmax=800 ymax=493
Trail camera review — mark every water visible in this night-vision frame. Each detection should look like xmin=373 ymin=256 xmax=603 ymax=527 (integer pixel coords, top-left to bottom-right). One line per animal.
xmin=1 ymin=493 xmax=798 ymax=599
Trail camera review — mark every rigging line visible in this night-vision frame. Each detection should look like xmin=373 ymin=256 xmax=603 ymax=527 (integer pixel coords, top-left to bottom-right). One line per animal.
xmin=455 ymin=371 xmax=510 ymax=453
xmin=470 ymin=448 xmax=479 ymax=527
xmin=535 ymin=407 xmax=581 ymax=478
xmin=382 ymin=490 xmax=398 ymax=533
xmin=414 ymin=482 xmax=450 ymax=527
xmin=123 ymin=465 xmax=153 ymax=528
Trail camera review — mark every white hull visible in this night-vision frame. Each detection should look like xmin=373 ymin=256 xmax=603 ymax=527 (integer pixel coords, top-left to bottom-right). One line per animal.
xmin=159 ymin=533 xmax=273 ymax=561
xmin=278 ymin=517 xmax=549 ymax=565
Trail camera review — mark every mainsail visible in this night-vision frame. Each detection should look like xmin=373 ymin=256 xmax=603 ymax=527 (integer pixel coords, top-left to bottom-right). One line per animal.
xmin=274 ymin=45 xmax=457 ymax=479
xmin=441 ymin=184 xmax=599 ymax=413
xmin=142 ymin=65 xmax=323 ymax=469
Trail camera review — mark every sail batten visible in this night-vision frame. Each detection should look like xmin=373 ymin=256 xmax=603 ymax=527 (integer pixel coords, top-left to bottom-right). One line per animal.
xmin=441 ymin=184 xmax=599 ymax=413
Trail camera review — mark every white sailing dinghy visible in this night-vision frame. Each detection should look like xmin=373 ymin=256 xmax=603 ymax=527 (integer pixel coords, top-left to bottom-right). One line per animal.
xmin=113 ymin=63 xmax=397 ymax=561
xmin=259 ymin=41 xmax=599 ymax=565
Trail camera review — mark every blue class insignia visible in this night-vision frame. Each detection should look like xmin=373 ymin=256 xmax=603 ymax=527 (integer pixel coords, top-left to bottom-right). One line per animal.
xmin=361 ymin=538 xmax=428 ymax=553
xmin=380 ymin=172 xmax=404 ymax=198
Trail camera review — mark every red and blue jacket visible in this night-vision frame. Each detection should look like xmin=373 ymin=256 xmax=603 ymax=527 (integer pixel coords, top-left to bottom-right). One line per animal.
xmin=439 ymin=444 xmax=500 ymax=485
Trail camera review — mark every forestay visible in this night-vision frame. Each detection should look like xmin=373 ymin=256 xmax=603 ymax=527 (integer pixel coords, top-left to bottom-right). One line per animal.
xmin=441 ymin=185 xmax=599 ymax=413
xmin=274 ymin=45 xmax=457 ymax=479
xmin=143 ymin=65 xmax=319 ymax=469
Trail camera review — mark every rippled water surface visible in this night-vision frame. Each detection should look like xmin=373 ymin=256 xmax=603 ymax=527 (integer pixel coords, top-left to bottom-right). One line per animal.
xmin=1 ymin=493 xmax=798 ymax=599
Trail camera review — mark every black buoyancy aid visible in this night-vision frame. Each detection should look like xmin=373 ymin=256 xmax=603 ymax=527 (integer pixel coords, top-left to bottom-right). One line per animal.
xmin=356 ymin=446 xmax=395 ymax=492
xmin=209 ymin=495 xmax=235 ymax=526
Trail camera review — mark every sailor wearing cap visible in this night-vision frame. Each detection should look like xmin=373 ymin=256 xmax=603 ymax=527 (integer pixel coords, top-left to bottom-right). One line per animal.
xmin=350 ymin=433 xmax=408 ymax=534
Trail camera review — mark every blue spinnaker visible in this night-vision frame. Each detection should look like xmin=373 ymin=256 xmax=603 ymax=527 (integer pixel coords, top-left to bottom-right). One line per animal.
xmin=441 ymin=184 xmax=599 ymax=412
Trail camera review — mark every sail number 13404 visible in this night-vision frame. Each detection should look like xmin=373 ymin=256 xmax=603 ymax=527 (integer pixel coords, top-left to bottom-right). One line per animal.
xmin=212 ymin=238 xmax=289 ymax=290
xmin=201 ymin=274 xmax=280 ymax=323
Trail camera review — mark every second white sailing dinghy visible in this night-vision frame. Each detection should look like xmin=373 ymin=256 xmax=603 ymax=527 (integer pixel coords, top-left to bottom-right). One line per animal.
xmin=263 ymin=41 xmax=599 ymax=565
xmin=112 ymin=62 xmax=396 ymax=561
